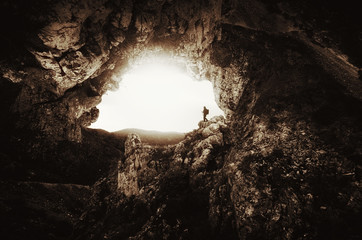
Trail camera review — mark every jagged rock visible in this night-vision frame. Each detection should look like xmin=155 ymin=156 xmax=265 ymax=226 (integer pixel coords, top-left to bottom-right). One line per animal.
xmin=59 ymin=50 xmax=109 ymax=85
xmin=221 ymin=0 xmax=297 ymax=33
xmin=78 ymin=107 xmax=99 ymax=127
xmin=30 ymin=49 xmax=63 ymax=73
xmin=1 ymin=0 xmax=362 ymax=239
xmin=109 ymin=27 xmax=126 ymax=47
xmin=109 ymin=1 xmax=133 ymax=30
xmin=124 ymin=133 xmax=142 ymax=157
xmin=202 ymin=117 xmax=227 ymax=138
xmin=119 ymin=133 xmax=157 ymax=197
xmin=38 ymin=22 xmax=84 ymax=52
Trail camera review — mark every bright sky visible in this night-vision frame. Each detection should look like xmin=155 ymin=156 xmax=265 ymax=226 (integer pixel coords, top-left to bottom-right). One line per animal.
xmin=90 ymin=56 xmax=224 ymax=133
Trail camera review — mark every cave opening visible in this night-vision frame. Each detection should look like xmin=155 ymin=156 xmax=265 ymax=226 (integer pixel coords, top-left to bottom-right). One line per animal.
xmin=90 ymin=52 xmax=224 ymax=133
xmin=1 ymin=0 xmax=362 ymax=239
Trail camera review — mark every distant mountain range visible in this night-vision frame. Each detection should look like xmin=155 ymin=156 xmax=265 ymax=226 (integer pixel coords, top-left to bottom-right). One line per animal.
xmin=113 ymin=128 xmax=185 ymax=146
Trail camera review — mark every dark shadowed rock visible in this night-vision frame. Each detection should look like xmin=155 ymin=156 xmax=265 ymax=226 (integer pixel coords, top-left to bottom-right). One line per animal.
xmin=0 ymin=0 xmax=361 ymax=239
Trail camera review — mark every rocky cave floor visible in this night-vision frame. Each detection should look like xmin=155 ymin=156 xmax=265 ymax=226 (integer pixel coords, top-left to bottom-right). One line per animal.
xmin=0 ymin=116 xmax=235 ymax=240
xmin=1 ymin=116 xmax=361 ymax=240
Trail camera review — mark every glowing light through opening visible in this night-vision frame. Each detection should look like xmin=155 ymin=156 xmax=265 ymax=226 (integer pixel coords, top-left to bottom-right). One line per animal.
xmin=90 ymin=56 xmax=224 ymax=133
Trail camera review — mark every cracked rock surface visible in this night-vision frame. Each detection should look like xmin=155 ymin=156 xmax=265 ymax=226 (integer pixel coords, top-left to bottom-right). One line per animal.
xmin=0 ymin=0 xmax=361 ymax=239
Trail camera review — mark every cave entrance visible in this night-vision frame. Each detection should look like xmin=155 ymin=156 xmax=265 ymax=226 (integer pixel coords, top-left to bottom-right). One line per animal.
xmin=90 ymin=53 xmax=224 ymax=133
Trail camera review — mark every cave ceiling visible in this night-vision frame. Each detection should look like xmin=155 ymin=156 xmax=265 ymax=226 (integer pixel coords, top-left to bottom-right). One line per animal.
xmin=0 ymin=0 xmax=361 ymax=141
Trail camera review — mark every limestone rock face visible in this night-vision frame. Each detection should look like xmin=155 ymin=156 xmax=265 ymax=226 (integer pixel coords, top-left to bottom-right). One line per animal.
xmin=119 ymin=133 xmax=158 ymax=197
xmin=124 ymin=133 xmax=143 ymax=157
xmin=2 ymin=0 xmax=359 ymax=143
xmin=185 ymin=116 xmax=226 ymax=171
xmin=75 ymin=116 xmax=234 ymax=239
xmin=118 ymin=117 xmax=226 ymax=187
xmin=117 ymin=119 xmax=226 ymax=198
xmin=212 ymin=25 xmax=362 ymax=239
xmin=1 ymin=0 xmax=362 ymax=239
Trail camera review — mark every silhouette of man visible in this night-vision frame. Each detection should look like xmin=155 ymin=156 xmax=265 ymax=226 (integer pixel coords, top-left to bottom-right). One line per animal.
xmin=203 ymin=106 xmax=209 ymax=122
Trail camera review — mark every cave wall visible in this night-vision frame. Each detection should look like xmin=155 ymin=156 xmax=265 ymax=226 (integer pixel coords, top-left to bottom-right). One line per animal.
xmin=1 ymin=0 xmax=360 ymax=141
xmin=1 ymin=0 xmax=362 ymax=239
xmin=213 ymin=25 xmax=362 ymax=239
xmin=1 ymin=0 xmax=224 ymax=142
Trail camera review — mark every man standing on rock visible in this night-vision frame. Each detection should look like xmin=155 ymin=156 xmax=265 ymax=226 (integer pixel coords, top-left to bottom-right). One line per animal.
xmin=203 ymin=106 xmax=209 ymax=122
